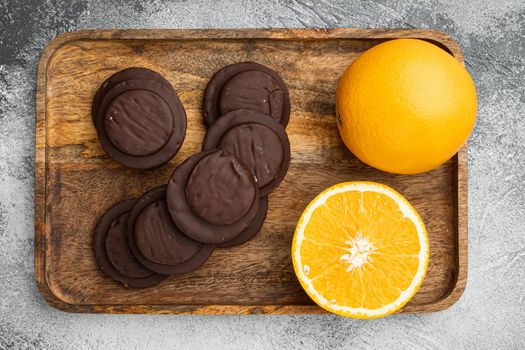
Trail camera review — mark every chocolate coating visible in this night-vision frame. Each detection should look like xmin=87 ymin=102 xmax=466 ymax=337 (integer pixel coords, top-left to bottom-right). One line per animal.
xmin=186 ymin=151 xmax=257 ymax=225
xmin=219 ymin=70 xmax=285 ymax=121
xmin=217 ymin=196 xmax=268 ymax=248
xmin=203 ymin=62 xmax=290 ymax=127
xmin=127 ymin=186 xmax=214 ymax=275
xmin=166 ymin=150 xmax=260 ymax=244
xmin=135 ymin=200 xmax=201 ymax=265
xmin=202 ymin=109 xmax=291 ymax=196
xmin=105 ymin=212 xmax=152 ymax=278
xmin=220 ymin=124 xmax=282 ymax=186
xmin=92 ymin=67 xmax=173 ymax=120
xmin=95 ymin=79 xmax=186 ymax=169
xmin=93 ymin=199 xmax=167 ymax=288
xmin=104 ymin=90 xmax=173 ymax=156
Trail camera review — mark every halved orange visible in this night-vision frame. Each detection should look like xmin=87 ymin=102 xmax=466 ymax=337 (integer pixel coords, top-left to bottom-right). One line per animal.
xmin=292 ymin=181 xmax=429 ymax=318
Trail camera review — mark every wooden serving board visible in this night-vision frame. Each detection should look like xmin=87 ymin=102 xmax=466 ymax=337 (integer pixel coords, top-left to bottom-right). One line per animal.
xmin=35 ymin=28 xmax=467 ymax=314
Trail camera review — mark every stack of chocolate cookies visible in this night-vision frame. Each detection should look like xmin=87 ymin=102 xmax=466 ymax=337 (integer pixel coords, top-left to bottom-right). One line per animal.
xmin=92 ymin=68 xmax=187 ymax=169
xmin=93 ymin=63 xmax=291 ymax=288
xmin=168 ymin=62 xmax=291 ymax=246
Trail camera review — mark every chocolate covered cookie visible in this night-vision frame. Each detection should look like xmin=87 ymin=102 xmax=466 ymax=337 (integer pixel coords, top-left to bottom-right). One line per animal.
xmin=94 ymin=78 xmax=186 ymax=169
xmin=203 ymin=62 xmax=290 ymax=127
xmin=202 ymin=109 xmax=291 ymax=196
xmin=93 ymin=199 xmax=167 ymax=288
xmin=166 ymin=149 xmax=262 ymax=244
xmin=127 ymin=186 xmax=214 ymax=275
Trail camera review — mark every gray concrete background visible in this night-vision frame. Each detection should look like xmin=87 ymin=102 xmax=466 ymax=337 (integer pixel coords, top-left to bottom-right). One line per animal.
xmin=0 ymin=0 xmax=524 ymax=349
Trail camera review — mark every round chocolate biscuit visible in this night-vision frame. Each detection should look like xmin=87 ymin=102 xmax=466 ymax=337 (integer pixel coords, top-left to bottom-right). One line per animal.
xmin=93 ymin=199 xmax=167 ymax=288
xmin=203 ymin=62 xmax=290 ymax=127
xmin=95 ymin=79 xmax=186 ymax=169
xmin=92 ymin=67 xmax=173 ymax=120
xmin=217 ymin=196 xmax=268 ymax=248
xmin=186 ymin=150 xmax=257 ymax=225
xmin=202 ymin=109 xmax=291 ymax=196
xmin=127 ymin=186 xmax=214 ymax=275
xmin=166 ymin=149 xmax=260 ymax=244
xmin=219 ymin=70 xmax=284 ymax=118
xmin=104 ymin=89 xmax=174 ymax=156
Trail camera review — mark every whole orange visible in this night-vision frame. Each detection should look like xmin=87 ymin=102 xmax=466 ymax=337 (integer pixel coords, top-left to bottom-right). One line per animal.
xmin=336 ymin=38 xmax=477 ymax=174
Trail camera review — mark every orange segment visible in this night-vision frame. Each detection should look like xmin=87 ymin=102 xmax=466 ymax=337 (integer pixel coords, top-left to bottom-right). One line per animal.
xmin=292 ymin=181 xmax=429 ymax=319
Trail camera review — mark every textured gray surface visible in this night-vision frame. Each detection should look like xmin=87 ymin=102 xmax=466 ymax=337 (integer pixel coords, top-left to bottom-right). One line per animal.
xmin=0 ymin=0 xmax=524 ymax=349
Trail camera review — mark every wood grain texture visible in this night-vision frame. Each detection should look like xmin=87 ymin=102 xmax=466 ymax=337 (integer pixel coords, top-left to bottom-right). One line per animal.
xmin=35 ymin=28 xmax=467 ymax=314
